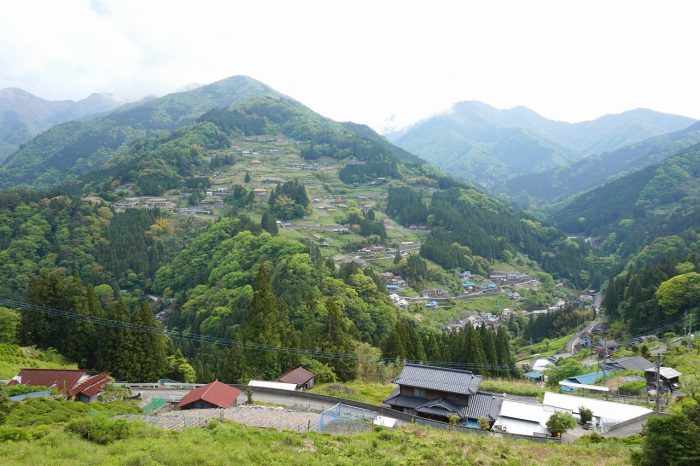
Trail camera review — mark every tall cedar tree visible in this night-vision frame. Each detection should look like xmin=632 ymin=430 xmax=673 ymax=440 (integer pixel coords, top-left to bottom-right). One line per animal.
xmin=319 ymin=298 xmax=358 ymax=381
xmin=242 ymin=265 xmax=298 ymax=380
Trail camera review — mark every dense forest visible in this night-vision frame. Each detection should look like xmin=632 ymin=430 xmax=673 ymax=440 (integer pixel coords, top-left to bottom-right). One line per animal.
xmin=385 ymin=185 xmax=595 ymax=286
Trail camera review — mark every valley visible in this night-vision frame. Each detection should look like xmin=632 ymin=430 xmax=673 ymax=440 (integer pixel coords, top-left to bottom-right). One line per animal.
xmin=0 ymin=75 xmax=698 ymax=466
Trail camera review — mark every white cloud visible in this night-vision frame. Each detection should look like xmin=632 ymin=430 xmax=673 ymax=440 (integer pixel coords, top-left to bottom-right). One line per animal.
xmin=1 ymin=0 xmax=699 ymax=130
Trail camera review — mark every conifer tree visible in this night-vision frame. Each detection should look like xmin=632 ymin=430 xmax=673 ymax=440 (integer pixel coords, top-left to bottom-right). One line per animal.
xmin=320 ymin=299 xmax=358 ymax=381
xmin=132 ymin=302 xmax=167 ymax=382
xmin=260 ymin=211 xmax=278 ymax=235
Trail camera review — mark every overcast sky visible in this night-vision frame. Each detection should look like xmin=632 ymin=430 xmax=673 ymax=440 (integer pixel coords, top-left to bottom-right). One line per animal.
xmin=1 ymin=0 xmax=699 ymax=131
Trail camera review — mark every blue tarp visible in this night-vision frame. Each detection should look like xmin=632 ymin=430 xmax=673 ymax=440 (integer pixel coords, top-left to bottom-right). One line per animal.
xmin=561 ymin=370 xmax=611 ymax=391
xmin=526 ymin=370 xmax=543 ymax=380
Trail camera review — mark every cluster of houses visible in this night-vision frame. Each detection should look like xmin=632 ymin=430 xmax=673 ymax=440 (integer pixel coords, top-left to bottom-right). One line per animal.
xmin=113 ymin=197 xmax=177 ymax=212
xmin=443 ymin=311 xmax=503 ymax=333
xmin=526 ymin=355 xmax=682 ymax=398
xmin=6 ymin=362 xmax=674 ymax=439
xmin=381 ymin=272 xmax=407 ymax=290
xmin=178 ymin=367 xmax=317 ymax=410
xmin=384 ymin=364 xmax=654 ymax=435
xmin=489 ymin=272 xmax=536 ymax=287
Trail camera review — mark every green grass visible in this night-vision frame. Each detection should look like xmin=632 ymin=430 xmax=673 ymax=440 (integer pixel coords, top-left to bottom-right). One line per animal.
xmin=516 ymin=333 xmax=573 ymax=360
xmin=309 ymin=382 xmax=396 ymax=405
xmin=0 ymin=343 xmax=77 ymax=379
xmin=0 ymin=417 xmax=635 ymax=465
xmin=480 ymin=378 xmax=544 ymax=397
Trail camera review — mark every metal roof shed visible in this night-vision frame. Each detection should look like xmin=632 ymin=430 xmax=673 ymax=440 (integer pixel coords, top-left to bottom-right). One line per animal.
xmin=248 ymin=380 xmax=298 ymax=391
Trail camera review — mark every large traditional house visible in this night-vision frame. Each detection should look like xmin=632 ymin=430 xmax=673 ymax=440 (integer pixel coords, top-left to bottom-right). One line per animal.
xmin=383 ymin=364 xmax=503 ymax=427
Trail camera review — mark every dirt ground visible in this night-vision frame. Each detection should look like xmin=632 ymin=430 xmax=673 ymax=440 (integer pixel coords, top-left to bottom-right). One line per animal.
xmin=130 ymin=405 xmax=320 ymax=432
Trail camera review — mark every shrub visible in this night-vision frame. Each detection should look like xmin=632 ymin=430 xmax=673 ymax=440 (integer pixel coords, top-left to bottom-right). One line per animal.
xmin=65 ymin=416 xmax=133 ymax=444
xmin=6 ymin=385 xmax=49 ymax=397
xmin=546 ymin=411 xmax=577 ymax=436
xmin=619 ymin=381 xmax=646 ymax=395
xmin=477 ymin=417 xmax=491 ymax=431
xmin=578 ymin=406 xmax=593 ymax=425
xmin=447 ymin=413 xmax=459 ymax=426
xmin=0 ymin=426 xmax=30 ymax=442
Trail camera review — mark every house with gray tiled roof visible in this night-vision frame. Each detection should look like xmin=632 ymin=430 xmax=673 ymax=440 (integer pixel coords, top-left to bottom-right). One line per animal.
xmin=383 ymin=364 xmax=503 ymax=427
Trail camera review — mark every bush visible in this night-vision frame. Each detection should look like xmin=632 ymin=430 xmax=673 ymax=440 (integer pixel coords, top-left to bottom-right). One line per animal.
xmin=65 ymin=416 xmax=133 ymax=444
xmin=578 ymin=406 xmax=593 ymax=425
xmin=447 ymin=413 xmax=459 ymax=426
xmin=546 ymin=411 xmax=577 ymax=436
xmin=0 ymin=426 xmax=30 ymax=442
xmin=6 ymin=385 xmax=49 ymax=397
xmin=478 ymin=417 xmax=491 ymax=430
xmin=619 ymin=381 xmax=646 ymax=395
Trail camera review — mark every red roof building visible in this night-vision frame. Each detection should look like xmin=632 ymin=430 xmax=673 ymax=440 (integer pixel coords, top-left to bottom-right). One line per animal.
xmin=277 ymin=367 xmax=315 ymax=390
xmin=9 ymin=369 xmax=111 ymax=402
xmin=176 ymin=380 xmax=242 ymax=410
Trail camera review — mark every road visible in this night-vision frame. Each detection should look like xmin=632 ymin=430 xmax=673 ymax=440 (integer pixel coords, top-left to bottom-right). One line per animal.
xmin=566 ymin=319 xmax=601 ymax=354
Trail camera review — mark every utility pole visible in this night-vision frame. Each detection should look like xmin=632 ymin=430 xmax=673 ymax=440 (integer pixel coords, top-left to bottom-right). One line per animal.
xmin=655 ymin=353 xmax=662 ymax=415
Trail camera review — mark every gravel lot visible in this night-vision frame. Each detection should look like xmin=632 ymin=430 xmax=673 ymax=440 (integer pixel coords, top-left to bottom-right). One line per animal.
xmin=130 ymin=405 xmax=320 ymax=432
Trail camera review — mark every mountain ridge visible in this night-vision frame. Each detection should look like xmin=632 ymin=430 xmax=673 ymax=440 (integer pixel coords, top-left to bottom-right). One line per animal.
xmin=388 ymin=100 xmax=696 ymax=191
xmin=0 ymin=75 xmax=283 ymax=188
xmin=0 ymin=87 xmax=121 ymax=162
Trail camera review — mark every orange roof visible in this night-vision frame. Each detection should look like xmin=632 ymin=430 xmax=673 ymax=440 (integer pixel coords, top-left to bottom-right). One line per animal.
xmin=278 ymin=367 xmax=314 ymax=386
xmin=176 ymin=380 xmax=241 ymax=409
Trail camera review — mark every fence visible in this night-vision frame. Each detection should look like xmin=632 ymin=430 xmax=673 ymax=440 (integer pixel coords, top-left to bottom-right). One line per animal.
xmin=310 ymin=403 xmax=377 ymax=434
xmin=8 ymin=389 xmax=51 ymax=402
xmin=143 ymin=397 xmax=166 ymax=414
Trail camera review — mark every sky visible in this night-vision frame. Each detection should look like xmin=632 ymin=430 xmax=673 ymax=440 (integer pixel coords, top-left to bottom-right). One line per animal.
xmin=1 ymin=0 xmax=699 ymax=132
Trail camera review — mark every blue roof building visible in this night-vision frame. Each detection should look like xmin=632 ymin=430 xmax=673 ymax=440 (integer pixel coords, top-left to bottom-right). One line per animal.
xmin=425 ymin=300 xmax=438 ymax=308
xmin=462 ymin=281 xmax=476 ymax=287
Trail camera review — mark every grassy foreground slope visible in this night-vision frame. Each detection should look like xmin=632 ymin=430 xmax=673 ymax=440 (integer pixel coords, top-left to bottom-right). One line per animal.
xmin=0 ymin=418 xmax=633 ymax=466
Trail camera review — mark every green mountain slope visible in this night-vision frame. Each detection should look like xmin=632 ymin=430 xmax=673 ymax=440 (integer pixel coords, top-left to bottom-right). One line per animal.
xmin=0 ymin=88 xmax=120 ymax=163
xmin=549 ymin=143 xmax=700 ymax=261
xmin=389 ymin=101 xmax=695 ymax=191
xmin=388 ymin=102 xmax=579 ymax=189
xmin=503 ymin=122 xmax=700 ymax=205
xmin=0 ymin=76 xmax=279 ymax=189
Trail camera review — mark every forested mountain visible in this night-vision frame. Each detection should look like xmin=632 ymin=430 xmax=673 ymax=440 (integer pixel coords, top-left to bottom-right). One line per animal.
xmin=0 ymin=76 xmax=280 ymax=189
xmin=503 ymin=122 xmax=700 ymax=205
xmin=388 ymin=100 xmax=695 ymax=191
xmin=0 ymin=87 xmax=120 ymax=163
xmin=549 ymin=144 xmax=700 ymax=260
xmin=0 ymin=75 xmax=596 ymax=385
xmin=387 ymin=101 xmax=579 ymax=189
xmin=386 ymin=185 xmax=594 ymax=286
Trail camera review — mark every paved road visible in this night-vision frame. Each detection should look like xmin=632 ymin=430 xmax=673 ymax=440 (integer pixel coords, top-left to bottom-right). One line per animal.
xmin=566 ymin=319 xmax=601 ymax=354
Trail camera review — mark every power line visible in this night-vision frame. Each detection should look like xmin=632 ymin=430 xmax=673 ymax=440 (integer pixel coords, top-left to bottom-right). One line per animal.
xmin=0 ymin=296 xmax=518 ymax=373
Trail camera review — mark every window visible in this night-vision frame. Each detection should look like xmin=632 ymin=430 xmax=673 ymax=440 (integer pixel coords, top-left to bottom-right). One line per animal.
xmin=413 ymin=388 xmax=426 ymax=398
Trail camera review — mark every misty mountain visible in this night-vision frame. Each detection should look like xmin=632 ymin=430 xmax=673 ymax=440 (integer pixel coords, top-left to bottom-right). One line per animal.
xmin=388 ymin=100 xmax=695 ymax=190
xmin=0 ymin=88 xmax=120 ymax=163
xmin=502 ymin=121 xmax=700 ymax=205
xmin=0 ymin=76 xmax=282 ymax=189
